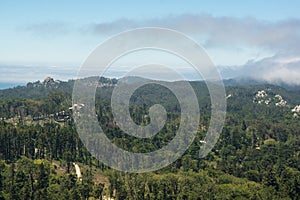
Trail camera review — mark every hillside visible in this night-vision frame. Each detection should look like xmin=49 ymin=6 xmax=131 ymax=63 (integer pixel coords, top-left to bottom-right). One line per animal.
xmin=0 ymin=77 xmax=299 ymax=199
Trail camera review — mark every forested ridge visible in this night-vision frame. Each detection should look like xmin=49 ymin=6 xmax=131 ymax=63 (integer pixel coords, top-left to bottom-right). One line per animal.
xmin=0 ymin=77 xmax=299 ymax=199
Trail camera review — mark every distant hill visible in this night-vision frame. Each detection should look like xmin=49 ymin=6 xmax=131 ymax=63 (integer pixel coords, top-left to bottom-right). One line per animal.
xmin=1 ymin=76 xmax=300 ymax=110
xmin=224 ymin=77 xmax=300 ymax=91
xmin=0 ymin=76 xmax=117 ymax=100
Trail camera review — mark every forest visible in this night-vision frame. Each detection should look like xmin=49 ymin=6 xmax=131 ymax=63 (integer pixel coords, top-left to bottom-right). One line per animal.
xmin=0 ymin=76 xmax=299 ymax=200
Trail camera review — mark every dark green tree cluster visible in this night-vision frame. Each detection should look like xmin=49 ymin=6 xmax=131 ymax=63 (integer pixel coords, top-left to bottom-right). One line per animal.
xmin=0 ymin=78 xmax=299 ymax=199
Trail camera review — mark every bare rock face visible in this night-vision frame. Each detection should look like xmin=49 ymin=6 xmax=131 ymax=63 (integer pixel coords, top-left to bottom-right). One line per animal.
xmin=43 ymin=76 xmax=55 ymax=85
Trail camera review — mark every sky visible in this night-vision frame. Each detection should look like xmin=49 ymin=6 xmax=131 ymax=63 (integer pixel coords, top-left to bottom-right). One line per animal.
xmin=1 ymin=0 xmax=300 ymax=85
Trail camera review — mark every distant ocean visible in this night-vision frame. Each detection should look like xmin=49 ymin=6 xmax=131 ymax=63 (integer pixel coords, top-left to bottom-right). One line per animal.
xmin=0 ymin=82 xmax=25 ymax=90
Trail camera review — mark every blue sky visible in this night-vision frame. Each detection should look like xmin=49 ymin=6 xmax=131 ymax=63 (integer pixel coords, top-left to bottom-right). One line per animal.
xmin=1 ymin=0 xmax=300 ymax=84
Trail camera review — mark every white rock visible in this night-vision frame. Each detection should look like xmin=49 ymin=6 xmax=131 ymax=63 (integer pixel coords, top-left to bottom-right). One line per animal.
xmin=256 ymin=90 xmax=268 ymax=98
xmin=292 ymin=105 xmax=300 ymax=113
xmin=226 ymin=94 xmax=232 ymax=99
xmin=73 ymin=163 xmax=82 ymax=180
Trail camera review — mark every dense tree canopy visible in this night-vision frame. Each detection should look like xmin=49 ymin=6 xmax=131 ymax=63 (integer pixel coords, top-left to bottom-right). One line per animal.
xmin=0 ymin=77 xmax=299 ymax=199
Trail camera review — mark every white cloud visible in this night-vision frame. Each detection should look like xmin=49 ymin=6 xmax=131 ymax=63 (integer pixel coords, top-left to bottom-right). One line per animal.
xmin=18 ymin=15 xmax=300 ymax=85
xmin=90 ymin=14 xmax=300 ymax=53
xmin=90 ymin=15 xmax=300 ymax=85
xmin=220 ymin=53 xmax=300 ymax=85
xmin=246 ymin=54 xmax=300 ymax=85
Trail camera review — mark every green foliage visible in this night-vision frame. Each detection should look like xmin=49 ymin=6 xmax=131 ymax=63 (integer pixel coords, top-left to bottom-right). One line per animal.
xmin=0 ymin=78 xmax=299 ymax=199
